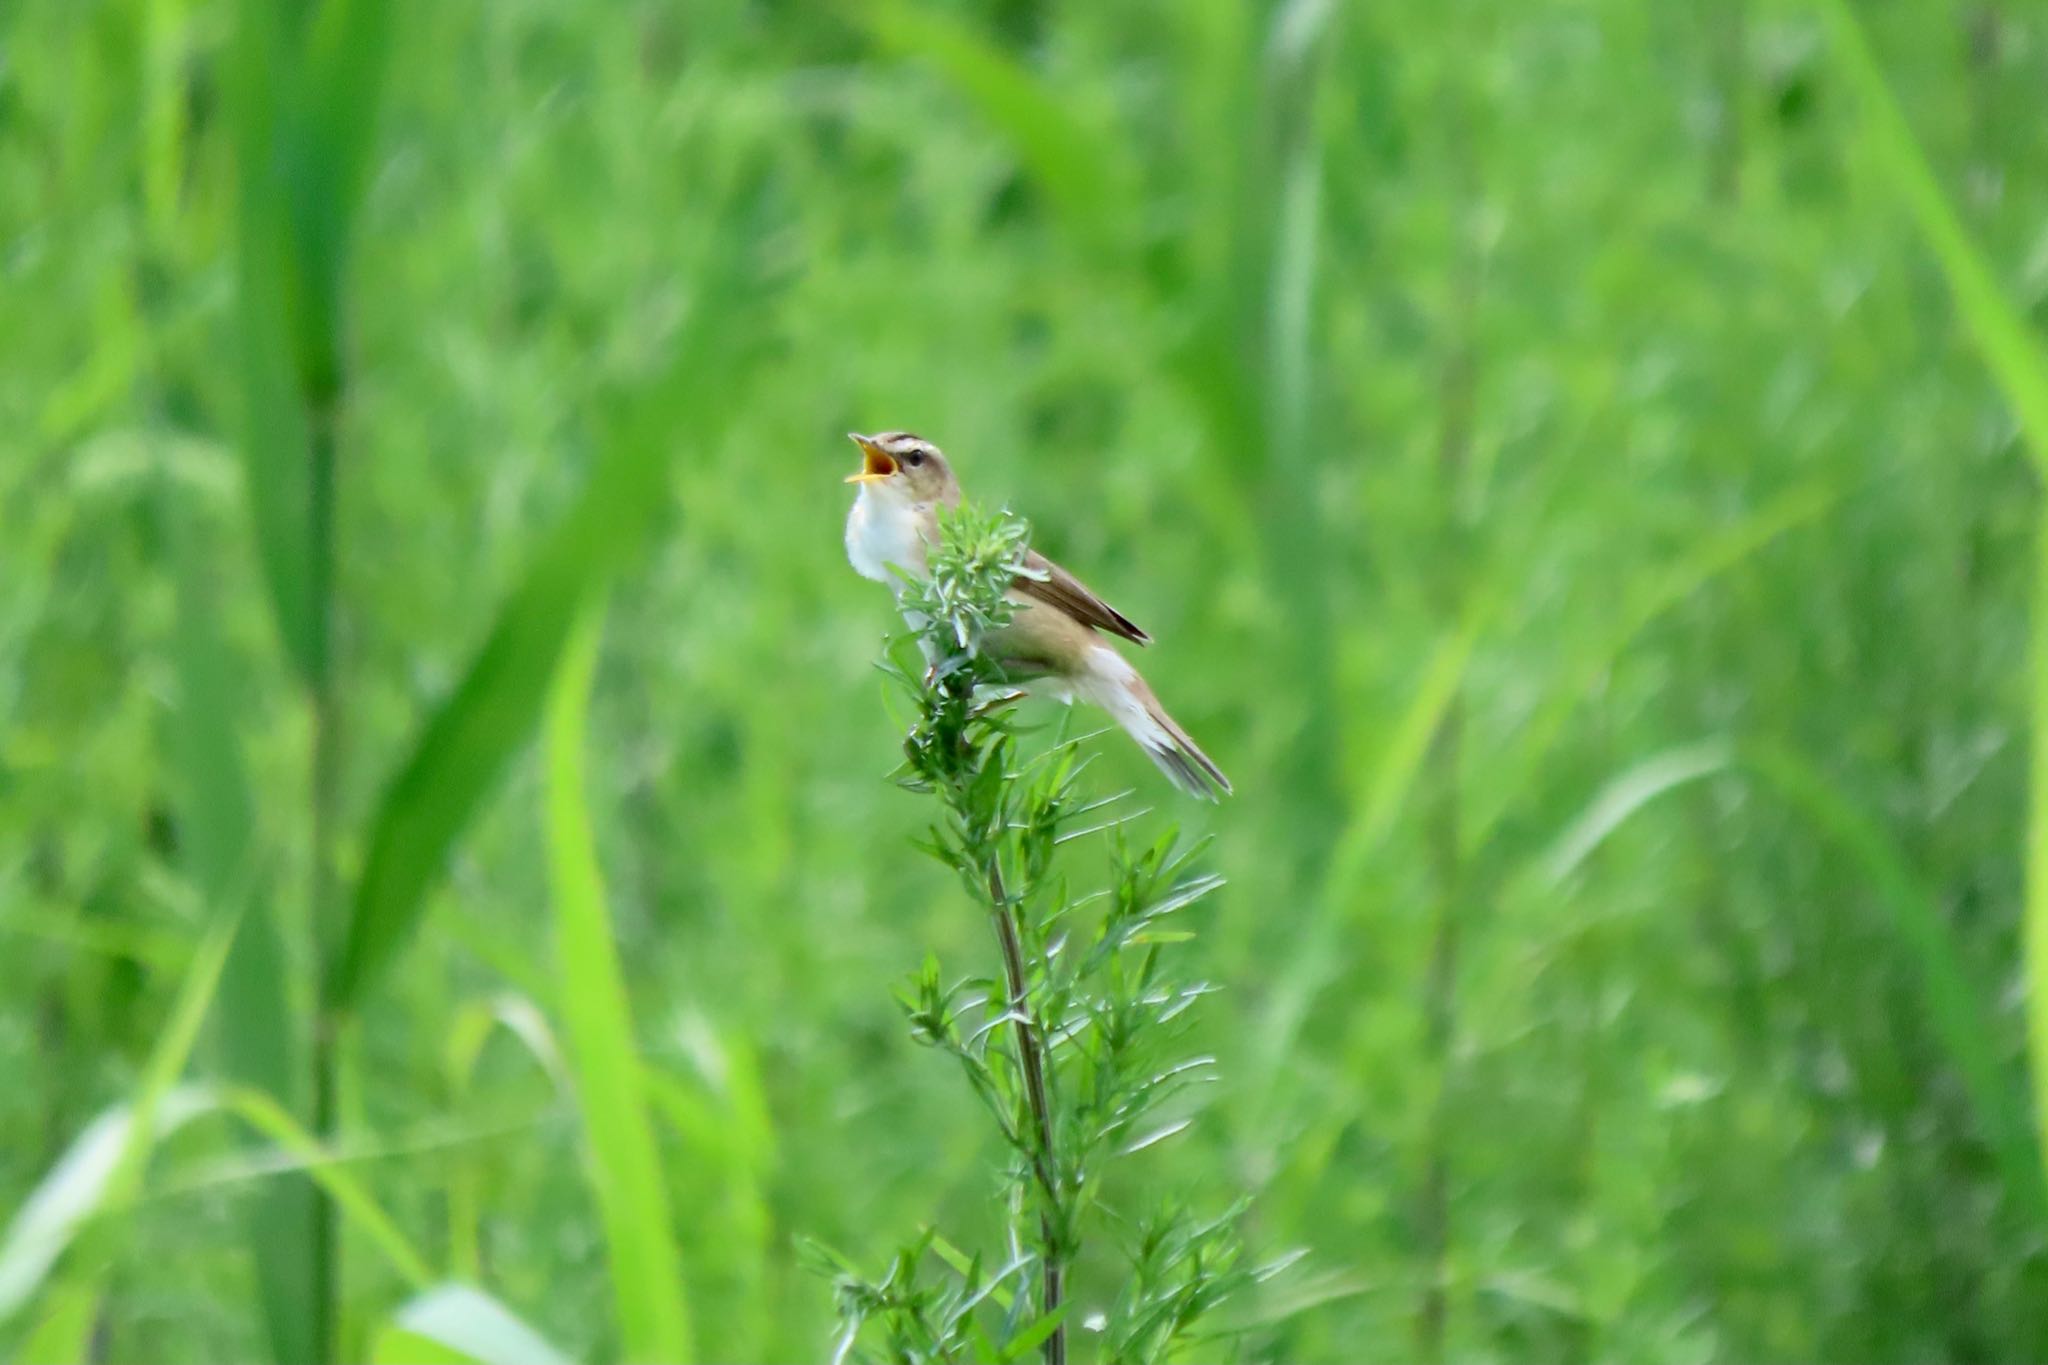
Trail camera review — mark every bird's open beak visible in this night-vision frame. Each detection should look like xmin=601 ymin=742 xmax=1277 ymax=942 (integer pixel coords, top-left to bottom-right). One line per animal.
xmin=844 ymin=432 xmax=897 ymax=483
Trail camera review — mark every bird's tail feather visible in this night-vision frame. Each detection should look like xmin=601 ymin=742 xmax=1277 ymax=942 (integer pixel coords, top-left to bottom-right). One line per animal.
xmin=1074 ymin=648 xmax=1231 ymax=800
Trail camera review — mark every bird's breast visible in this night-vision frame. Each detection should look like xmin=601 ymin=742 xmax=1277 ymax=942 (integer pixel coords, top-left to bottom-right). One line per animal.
xmin=845 ymin=492 xmax=929 ymax=588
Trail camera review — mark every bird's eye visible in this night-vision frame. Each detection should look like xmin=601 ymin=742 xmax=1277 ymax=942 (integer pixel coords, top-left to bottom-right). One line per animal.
xmin=906 ymin=450 xmax=925 ymax=467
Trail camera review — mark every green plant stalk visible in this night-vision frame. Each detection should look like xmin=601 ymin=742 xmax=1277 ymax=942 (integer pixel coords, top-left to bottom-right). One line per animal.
xmin=308 ymin=404 xmax=341 ymax=1365
xmin=1416 ymin=200 xmax=1480 ymax=1361
xmin=544 ymin=603 xmax=695 ymax=1365
xmin=1816 ymin=0 xmax=2048 ymax=1198
xmin=2029 ymin=525 xmax=2048 ymax=1207
xmin=825 ymin=503 xmax=1252 ymax=1363
xmin=984 ymin=855 xmax=1063 ymax=1365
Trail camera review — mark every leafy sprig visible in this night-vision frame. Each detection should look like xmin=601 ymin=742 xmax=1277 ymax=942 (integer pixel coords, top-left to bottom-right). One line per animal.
xmin=814 ymin=502 xmax=1264 ymax=1365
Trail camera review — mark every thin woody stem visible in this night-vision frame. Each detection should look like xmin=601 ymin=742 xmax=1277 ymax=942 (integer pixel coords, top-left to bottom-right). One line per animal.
xmin=986 ymin=855 xmax=1065 ymax=1365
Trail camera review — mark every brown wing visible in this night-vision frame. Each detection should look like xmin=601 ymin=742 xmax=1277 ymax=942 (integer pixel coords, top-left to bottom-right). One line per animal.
xmin=1015 ymin=549 xmax=1151 ymax=645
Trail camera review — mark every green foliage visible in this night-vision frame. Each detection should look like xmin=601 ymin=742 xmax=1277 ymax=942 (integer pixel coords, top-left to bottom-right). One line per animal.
xmin=8 ymin=0 xmax=2048 ymax=1361
xmin=818 ymin=504 xmax=1253 ymax=1364
xmin=543 ymin=607 xmax=694 ymax=1364
xmin=1815 ymin=0 xmax=2048 ymax=1213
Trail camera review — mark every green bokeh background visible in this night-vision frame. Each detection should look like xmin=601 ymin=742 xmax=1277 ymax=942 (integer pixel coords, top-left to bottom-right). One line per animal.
xmin=6 ymin=0 xmax=2048 ymax=1360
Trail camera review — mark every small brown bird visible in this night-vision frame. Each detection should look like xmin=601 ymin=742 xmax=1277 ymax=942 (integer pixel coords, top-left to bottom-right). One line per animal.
xmin=844 ymin=431 xmax=1231 ymax=799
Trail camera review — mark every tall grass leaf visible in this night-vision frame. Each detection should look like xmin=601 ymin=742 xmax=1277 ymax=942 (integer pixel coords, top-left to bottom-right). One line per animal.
xmin=1817 ymin=0 xmax=2048 ymax=1207
xmin=331 ymin=212 xmax=768 ymax=1009
xmin=545 ymin=604 xmax=693 ymax=1364
xmin=0 ymin=1086 xmax=217 ymax=1322
xmin=292 ymin=0 xmax=396 ymax=394
xmin=0 ymin=906 xmax=187 ymax=971
xmin=13 ymin=1281 xmax=100 ymax=1365
xmin=644 ymin=1067 xmax=776 ymax=1360
xmin=229 ymin=146 xmax=318 ymax=675
xmin=0 ymin=918 xmax=231 ymax=1319
xmin=162 ymin=468 xmax=317 ymax=1365
xmin=1465 ymin=481 xmax=1840 ymax=854
xmin=218 ymin=1087 xmax=434 ymax=1289
xmin=1538 ymin=741 xmax=1735 ymax=886
xmin=374 ymin=1284 xmax=578 ymax=1365
xmin=1334 ymin=594 xmax=1494 ymax=887
xmin=1816 ymin=0 xmax=2048 ymax=468
xmin=332 ymin=434 xmax=676 ymax=1010
xmin=1745 ymin=742 xmax=2047 ymax=1225
xmin=443 ymin=995 xmax=571 ymax=1278
xmin=2036 ymin=528 xmax=2048 ymax=1205
xmin=445 ymin=995 xmax=570 ymax=1098
xmin=866 ymin=5 xmax=1137 ymax=256
xmin=1263 ymin=0 xmax=1332 ymax=461
xmin=227 ymin=0 xmax=330 ymax=681
xmin=1253 ymin=593 xmax=1492 ymax=1080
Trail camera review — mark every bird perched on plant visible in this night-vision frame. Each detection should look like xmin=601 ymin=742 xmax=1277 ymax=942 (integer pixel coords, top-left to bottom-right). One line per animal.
xmin=843 ymin=430 xmax=1231 ymax=799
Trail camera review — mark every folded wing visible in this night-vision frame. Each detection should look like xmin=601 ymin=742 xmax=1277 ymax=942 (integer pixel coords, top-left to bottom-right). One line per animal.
xmin=1015 ymin=550 xmax=1151 ymax=644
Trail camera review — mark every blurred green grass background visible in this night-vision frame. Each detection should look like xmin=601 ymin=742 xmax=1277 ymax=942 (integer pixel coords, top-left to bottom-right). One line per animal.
xmin=6 ymin=0 xmax=2048 ymax=1360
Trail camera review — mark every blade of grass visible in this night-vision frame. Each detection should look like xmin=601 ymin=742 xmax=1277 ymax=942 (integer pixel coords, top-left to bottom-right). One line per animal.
xmin=332 ymin=195 xmax=770 ymax=1011
xmin=230 ymin=3 xmax=397 ymax=1356
xmin=444 ymin=995 xmax=570 ymax=1278
xmin=864 ymin=4 xmax=1138 ymax=257
xmin=374 ymin=1284 xmax=578 ymax=1365
xmin=227 ymin=0 xmax=318 ymax=681
xmin=1816 ymin=0 xmax=2048 ymax=465
xmin=0 ymin=908 xmax=236 ymax=1324
xmin=330 ymin=434 xmax=671 ymax=1010
xmin=545 ymin=603 xmax=693 ymax=1364
xmin=1464 ymin=480 xmax=1841 ymax=855
xmin=0 ymin=1086 xmax=218 ymax=1322
xmin=217 ymin=1088 xmax=434 ymax=1290
xmin=13 ymin=1281 xmax=100 ymax=1365
xmin=161 ymin=463 xmax=317 ymax=1365
xmin=1817 ymin=0 xmax=2048 ymax=1202
xmin=1494 ymin=732 xmax=2048 ymax=1228
xmin=1538 ymin=740 xmax=1736 ymax=886
xmin=1253 ymin=591 xmax=1493 ymax=1079
xmin=1743 ymin=741 xmax=2047 ymax=1224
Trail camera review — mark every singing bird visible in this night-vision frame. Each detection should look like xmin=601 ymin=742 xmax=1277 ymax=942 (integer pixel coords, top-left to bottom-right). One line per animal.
xmin=844 ymin=430 xmax=1231 ymax=799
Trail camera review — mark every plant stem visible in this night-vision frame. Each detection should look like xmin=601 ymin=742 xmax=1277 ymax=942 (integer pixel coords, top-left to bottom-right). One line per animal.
xmin=984 ymin=856 xmax=1064 ymax=1365
xmin=1417 ymin=201 xmax=1479 ymax=1364
xmin=308 ymin=399 xmax=341 ymax=1365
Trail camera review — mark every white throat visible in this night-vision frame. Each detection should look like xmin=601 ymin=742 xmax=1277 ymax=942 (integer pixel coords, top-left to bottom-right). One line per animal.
xmin=845 ymin=484 xmax=931 ymax=591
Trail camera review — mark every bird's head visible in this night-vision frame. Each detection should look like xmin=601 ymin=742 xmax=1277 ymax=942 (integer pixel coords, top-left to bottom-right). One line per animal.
xmin=845 ymin=431 xmax=960 ymax=506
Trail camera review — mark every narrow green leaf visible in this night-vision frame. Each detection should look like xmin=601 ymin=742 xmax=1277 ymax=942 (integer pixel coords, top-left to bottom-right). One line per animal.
xmin=330 ymin=433 xmax=674 ymax=1010
xmin=228 ymin=0 xmax=319 ymax=680
xmin=865 ymin=4 xmax=1138 ymax=255
xmin=1465 ymin=480 xmax=1840 ymax=855
xmin=329 ymin=196 xmax=772 ymax=1010
xmin=0 ymin=910 xmax=236 ymax=1323
xmin=1817 ymin=0 xmax=2048 ymax=1205
xmin=996 ymin=1305 xmax=1067 ymax=1364
xmin=217 ymin=1088 xmax=435 ymax=1290
xmin=1816 ymin=0 xmax=2048 ymax=470
xmin=376 ymin=1284 xmax=579 ymax=1365
xmin=1337 ymin=593 xmax=1494 ymax=882
xmin=0 ymin=1086 xmax=218 ymax=1322
xmin=545 ymin=605 xmax=693 ymax=1364
xmin=12 ymin=1282 xmax=101 ymax=1365
xmin=1539 ymin=741 xmax=1735 ymax=886
xmin=1253 ymin=595 xmax=1491 ymax=1078
xmin=443 ymin=995 xmax=571 ymax=1278
xmin=161 ymin=466 xmax=317 ymax=1365
xmin=1745 ymin=742 xmax=2047 ymax=1225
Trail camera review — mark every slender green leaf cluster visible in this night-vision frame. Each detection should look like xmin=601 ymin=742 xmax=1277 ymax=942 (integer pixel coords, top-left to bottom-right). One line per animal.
xmin=819 ymin=503 xmax=1259 ymax=1365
